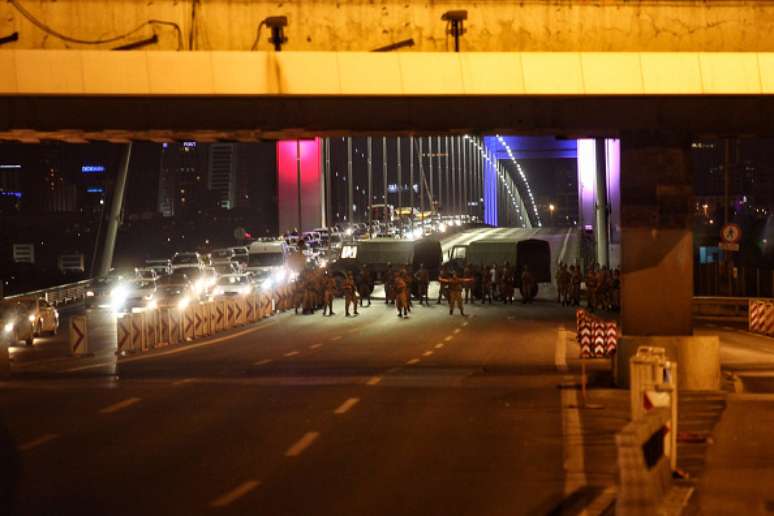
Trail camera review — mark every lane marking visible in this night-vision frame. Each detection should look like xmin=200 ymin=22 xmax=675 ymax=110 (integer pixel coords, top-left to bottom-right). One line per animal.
xmin=555 ymin=326 xmax=568 ymax=373
xmin=330 ymin=335 xmax=343 ymax=341
xmin=422 ymin=351 xmax=433 ymax=357
xmin=462 ymin=321 xmax=469 ymax=327
xmin=444 ymin=336 xmax=453 ymax=342
xmin=366 ymin=376 xmax=382 ymax=386
xmin=67 ymin=319 xmax=280 ymax=372
xmin=406 ymin=358 xmax=420 ymax=365
xmin=172 ymin=378 xmax=195 ymax=386
xmin=19 ymin=433 xmax=58 ymax=452
xmin=435 ymin=343 xmax=444 ymax=349
xmin=334 ymin=397 xmax=360 ymax=414
xmin=209 ymin=480 xmax=261 ymax=508
xmin=99 ymin=397 xmax=141 ymax=415
xmin=285 ymin=431 xmax=320 ymax=457
xmin=284 ymin=351 xmax=299 ymax=357
xmin=253 ymin=359 xmax=272 ymax=366
xmin=309 ymin=343 xmax=323 ymax=350
xmin=453 ymin=328 xmax=461 ymax=335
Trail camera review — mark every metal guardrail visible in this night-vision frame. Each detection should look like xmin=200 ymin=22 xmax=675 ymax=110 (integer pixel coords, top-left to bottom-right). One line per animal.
xmin=2 ymin=279 xmax=92 ymax=307
xmin=692 ymin=296 xmax=749 ymax=323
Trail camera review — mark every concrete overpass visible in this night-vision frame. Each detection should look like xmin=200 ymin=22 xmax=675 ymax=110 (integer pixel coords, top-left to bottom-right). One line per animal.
xmin=2 ymin=0 xmax=774 ymax=53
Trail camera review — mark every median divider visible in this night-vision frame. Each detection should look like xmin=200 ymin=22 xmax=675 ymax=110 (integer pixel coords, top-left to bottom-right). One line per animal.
xmin=111 ymin=285 xmax=290 ymax=358
xmin=749 ymin=298 xmax=774 ymax=336
xmin=576 ymin=309 xmax=618 ymax=358
xmin=69 ymin=314 xmax=89 ymax=356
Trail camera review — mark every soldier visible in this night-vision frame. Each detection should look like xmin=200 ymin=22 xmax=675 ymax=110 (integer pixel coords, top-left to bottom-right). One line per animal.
xmin=400 ymin=266 xmax=414 ymax=312
xmin=415 ymin=263 xmax=430 ymax=306
xmin=472 ymin=264 xmax=483 ymax=303
xmin=394 ymin=272 xmax=410 ymax=318
xmin=293 ymin=273 xmax=305 ymax=315
xmin=463 ymin=265 xmax=474 ymax=304
xmin=557 ymin=263 xmax=570 ymax=306
xmin=520 ymin=265 xmax=536 ymax=304
xmin=384 ymin=263 xmax=395 ymax=305
xmin=481 ymin=263 xmax=494 ymax=304
xmin=570 ymin=264 xmax=582 ymax=306
xmin=343 ymin=272 xmax=359 ymax=317
xmin=586 ymin=263 xmax=599 ymax=312
xmin=437 ymin=265 xmax=450 ymax=304
xmin=501 ymin=266 xmax=515 ymax=304
xmin=440 ymin=272 xmax=472 ymax=316
xmin=358 ymin=265 xmax=373 ymax=307
xmin=322 ymin=272 xmax=336 ymax=316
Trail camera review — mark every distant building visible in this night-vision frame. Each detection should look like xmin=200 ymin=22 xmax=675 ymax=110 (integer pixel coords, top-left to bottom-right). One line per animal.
xmin=208 ymin=143 xmax=237 ymax=209
xmin=157 ymin=141 xmax=209 ymax=217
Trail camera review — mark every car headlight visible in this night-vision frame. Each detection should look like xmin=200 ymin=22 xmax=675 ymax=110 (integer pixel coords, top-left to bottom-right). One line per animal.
xmin=28 ymin=314 xmax=36 ymax=322
xmin=86 ymin=290 xmax=95 ymax=297
xmin=177 ymin=296 xmax=191 ymax=311
xmin=239 ymin=285 xmax=252 ymax=296
xmin=262 ymin=278 xmax=273 ymax=290
xmin=319 ymin=259 xmax=328 ymax=268
xmin=439 ymin=223 xmax=447 ymax=233
xmin=146 ymin=299 xmax=158 ymax=311
xmin=412 ymin=228 xmax=423 ymax=239
xmin=110 ymin=285 xmax=129 ymax=305
xmin=3 ymin=322 xmax=13 ymax=334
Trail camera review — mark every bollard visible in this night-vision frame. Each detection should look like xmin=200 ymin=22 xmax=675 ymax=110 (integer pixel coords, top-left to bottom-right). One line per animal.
xmin=209 ymin=300 xmax=219 ymax=334
xmin=116 ymin=314 xmax=132 ymax=355
xmin=131 ymin=312 xmax=145 ymax=353
xmin=260 ymin=292 xmax=272 ymax=318
xmin=213 ymin=299 xmax=225 ymax=333
xmin=245 ymin=294 xmax=256 ymax=323
xmin=226 ymin=299 xmax=235 ymax=329
xmin=193 ymin=303 xmax=205 ymax=339
xmin=201 ymin=301 xmax=212 ymax=336
xmin=69 ymin=314 xmax=88 ymax=356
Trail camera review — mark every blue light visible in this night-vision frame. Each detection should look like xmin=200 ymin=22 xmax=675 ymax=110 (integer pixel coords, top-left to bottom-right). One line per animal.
xmin=86 ymin=187 xmax=104 ymax=193
xmin=0 ymin=191 xmax=22 ymax=198
xmin=183 ymin=141 xmax=197 ymax=148
xmin=81 ymin=165 xmax=105 ymax=174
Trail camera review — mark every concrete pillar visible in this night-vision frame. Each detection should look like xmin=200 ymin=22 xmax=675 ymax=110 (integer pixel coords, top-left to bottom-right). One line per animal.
xmin=616 ymin=135 xmax=720 ymax=390
xmin=97 ymin=142 xmax=131 ymax=278
xmin=595 ymin=138 xmax=609 ymax=267
xmin=347 ymin=137 xmax=353 ymax=222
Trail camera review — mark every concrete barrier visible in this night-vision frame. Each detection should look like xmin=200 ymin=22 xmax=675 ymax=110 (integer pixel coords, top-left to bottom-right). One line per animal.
xmin=616 ymin=407 xmax=675 ymax=515
xmin=225 ymin=299 xmax=236 ymax=329
xmin=213 ymin=299 xmax=225 ymax=333
xmin=630 ymin=346 xmax=678 ymax=470
xmin=69 ymin=314 xmax=88 ymax=356
xmin=615 ymin=336 xmax=720 ymax=391
xmin=168 ymin=307 xmax=181 ymax=346
xmin=144 ymin=309 xmax=158 ymax=349
xmin=182 ymin=305 xmax=195 ymax=341
xmin=131 ymin=312 xmax=145 ymax=353
xmin=158 ymin=308 xmax=170 ymax=347
xmin=116 ymin=314 xmax=132 ymax=354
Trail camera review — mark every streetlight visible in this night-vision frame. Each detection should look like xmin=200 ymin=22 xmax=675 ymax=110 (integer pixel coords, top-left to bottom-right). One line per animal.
xmin=549 ymin=203 xmax=555 ymax=225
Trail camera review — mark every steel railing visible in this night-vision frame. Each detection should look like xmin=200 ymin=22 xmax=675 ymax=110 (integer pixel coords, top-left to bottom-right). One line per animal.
xmin=2 ymin=279 xmax=92 ymax=307
xmin=692 ymin=296 xmax=749 ymax=323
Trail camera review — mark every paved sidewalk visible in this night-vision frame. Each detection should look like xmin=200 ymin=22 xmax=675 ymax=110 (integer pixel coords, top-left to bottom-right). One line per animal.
xmin=689 ymin=395 xmax=774 ymax=515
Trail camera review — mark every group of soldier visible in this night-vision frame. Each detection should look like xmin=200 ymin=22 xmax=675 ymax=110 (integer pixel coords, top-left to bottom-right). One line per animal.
xmin=289 ymin=259 xmax=619 ymax=320
xmin=555 ymin=262 xmax=620 ymax=312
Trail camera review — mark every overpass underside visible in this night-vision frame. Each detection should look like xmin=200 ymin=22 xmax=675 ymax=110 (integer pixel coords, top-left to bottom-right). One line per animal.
xmin=2 ymin=51 xmax=774 ymax=141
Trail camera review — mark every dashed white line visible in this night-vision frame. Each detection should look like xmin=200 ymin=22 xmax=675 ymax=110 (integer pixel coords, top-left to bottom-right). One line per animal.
xmin=309 ymin=343 xmax=323 ymax=350
xmin=462 ymin=321 xmax=469 ymax=327
xmin=209 ymin=480 xmax=261 ymax=508
xmin=254 ymin=359 xmax=273 ymax=366
xmin=435 ymin=343 xmax=444 ymax=349
xmin=285 ymin=431 xmax=320 ymax=457
xmin=444 ymin=336 xmax=453 ymax=342
xmin=453 ymin=328 xmax=461 ymax=335
xmin=422 ymin=351 xmax=433 ymax=357
xmin=172 ymin=378 xmax=194 ymax=386
xmin=406 ymin=358 xmax=420 ymax=365
xmin=330 ymin=335 xmax=343 ymax=341
xmin=99 ymin=397 xmax=141 ymax=415
xmin=334 ymin=397 xmax=360 ymax=414
xmin=284 ymin=351 xmax=299 ymax=357
xmin=366 ymin=376 xmax=382 ymax=386
xmin=19 ymin=433 xmax=58 ymax=452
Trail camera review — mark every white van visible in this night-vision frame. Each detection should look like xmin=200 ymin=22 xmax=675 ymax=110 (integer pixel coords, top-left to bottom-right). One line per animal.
xmin=246 ymin=241 xmax=288 ymax=280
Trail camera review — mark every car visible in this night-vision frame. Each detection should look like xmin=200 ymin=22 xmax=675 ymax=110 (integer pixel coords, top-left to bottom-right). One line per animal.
xmin=85 ymin=274 xmax=126 ymax=309
xmin=0 ymin=298 xmax=59 ymax=346
xmin=171 ymin=251 xmax=202 ymax=271
xmin=210 ymin=248 xmax=236 ymax=265
xmin=135 ymin=267 xmax=159 ymax=282
xmin=154 ymin=277 xmax=194 ymax=310
xmin=212 ymin=274 xmax=254 ymax=297
xmin=228 ymin=246 xmax=250 ymax=266
xmin=109 ymin=278 xmax=157 ymax=313
xmin=145 ymin=258 xmax=172 ymax=276
xmin=213 ymin=262 xmax=242 ymax=275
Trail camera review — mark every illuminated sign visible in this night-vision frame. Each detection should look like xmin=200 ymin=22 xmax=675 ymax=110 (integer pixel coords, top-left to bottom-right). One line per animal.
xmin=0 ymin=191 xmax=22 ymax=198
xmin=86 ymin=187 xmax=104 ymax=193
xmin=0 ymin=164 xmax=21 ymax=169
xmin=81 ymin=165 xmax=105 ymax=174
xmin=183 ymin=142 xmax=197 ymax=148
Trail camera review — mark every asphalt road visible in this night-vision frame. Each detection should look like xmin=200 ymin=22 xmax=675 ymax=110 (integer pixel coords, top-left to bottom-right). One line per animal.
xmin=2 ymin=227 xmax=590 ymax=516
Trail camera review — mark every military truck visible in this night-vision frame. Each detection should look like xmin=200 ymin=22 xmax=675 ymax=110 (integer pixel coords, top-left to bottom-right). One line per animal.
xmin=446 ymin=238 xmax=552 ymax=285
xmin=329 ymin=238 xmax=443 ymax=282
